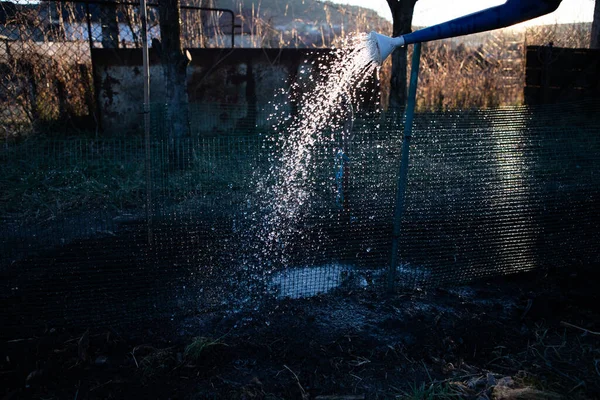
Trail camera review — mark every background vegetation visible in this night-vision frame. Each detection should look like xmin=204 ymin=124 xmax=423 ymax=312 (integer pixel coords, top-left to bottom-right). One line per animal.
xmin=0 ymin=0 xmax=594 ymax=139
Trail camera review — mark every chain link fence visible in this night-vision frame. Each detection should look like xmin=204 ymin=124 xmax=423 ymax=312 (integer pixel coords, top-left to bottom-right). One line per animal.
xmin=1 ymin=101 xmax=600 ymax=336
xmin=0 ymin=0 xmax=233 ymax=137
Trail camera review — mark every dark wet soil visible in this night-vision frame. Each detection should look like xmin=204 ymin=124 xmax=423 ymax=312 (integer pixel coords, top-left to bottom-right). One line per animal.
xmin=2 ymin=267 xmax=599 ymax=400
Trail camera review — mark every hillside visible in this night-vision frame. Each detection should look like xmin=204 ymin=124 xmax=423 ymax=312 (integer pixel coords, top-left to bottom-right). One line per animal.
xmin=212 ymin=0 xmax=391 ymax=46
xmin=214 ymin=0 xmax=385 ymax=25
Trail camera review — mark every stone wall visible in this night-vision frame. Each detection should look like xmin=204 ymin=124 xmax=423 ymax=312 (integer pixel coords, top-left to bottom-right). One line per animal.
xmin=91 ymin=48 xmax=331 ymax=135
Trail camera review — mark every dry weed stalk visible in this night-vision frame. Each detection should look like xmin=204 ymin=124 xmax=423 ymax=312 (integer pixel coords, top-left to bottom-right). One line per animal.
xmin=415 ymin=30 xmax=525 ymax=110
xmin=1 ymin=1 xmax=593 ymax=137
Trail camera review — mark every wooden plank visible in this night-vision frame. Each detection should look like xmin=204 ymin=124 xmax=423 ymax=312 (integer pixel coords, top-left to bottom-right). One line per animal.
xmin=526 ymin=53 xmax=600 ymax=70
xmin=525 ymin=45 xmax=600 ymax=104
xmin=525 ymin=46 xmax=600 ymax=69
xmin=525 ymin=67 xmax=598 ymax=87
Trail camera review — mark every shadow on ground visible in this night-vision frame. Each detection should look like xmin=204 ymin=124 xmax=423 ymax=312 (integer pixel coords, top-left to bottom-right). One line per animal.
xmin=1 ymin=267 xmax=599 ymax=400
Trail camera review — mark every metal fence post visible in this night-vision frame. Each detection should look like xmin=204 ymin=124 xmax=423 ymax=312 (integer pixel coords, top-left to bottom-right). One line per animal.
xmin=85 ymin=2 xmax=102 ymax=134
xmin=140 ymin=0 xmax=153 ymax=245
xmin=387 ymin=42 xmax=422 ymax=294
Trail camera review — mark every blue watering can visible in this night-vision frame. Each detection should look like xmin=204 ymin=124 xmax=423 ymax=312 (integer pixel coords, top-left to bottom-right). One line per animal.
xmin=369 ymin=0 xmax=563 ymax=64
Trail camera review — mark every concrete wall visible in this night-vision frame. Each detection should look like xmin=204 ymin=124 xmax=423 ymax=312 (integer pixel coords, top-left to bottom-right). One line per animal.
xmin=91 ymin=48 xmax=331 ymax=135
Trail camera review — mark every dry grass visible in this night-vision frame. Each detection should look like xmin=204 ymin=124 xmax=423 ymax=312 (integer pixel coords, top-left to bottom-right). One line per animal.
xmin=209 ymin=3 xmax=591 ymax=111
xmin=413 ymin=23 xmax=591 ymax=111
xmin=138 ymin=348 xmax=178 ymax=382
xmin=483 ymin=322 xmax=600 ymax=397
xmin=0 ymin=1 xmax=593 ymax=138
xmin=414 ymin=31 xmax=524 ymax=110
xmin=184 ymin=336 xmax=227 ymax=362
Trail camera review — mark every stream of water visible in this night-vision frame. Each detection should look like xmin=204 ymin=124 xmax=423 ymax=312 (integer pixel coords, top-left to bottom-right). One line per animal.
xmin=241 ymin=34 xmax=381 ymax=297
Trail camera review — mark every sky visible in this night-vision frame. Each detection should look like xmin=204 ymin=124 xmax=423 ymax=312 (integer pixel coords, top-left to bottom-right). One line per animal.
xmin=327 ymin=0 xmax=595 ymax=27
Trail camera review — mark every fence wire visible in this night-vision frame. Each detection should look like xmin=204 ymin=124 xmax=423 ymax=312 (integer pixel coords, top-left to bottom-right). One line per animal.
xmin=0 ymin=0 xmax=232 ymax=137
xmin=1 ymin=101 xmax=599 ymax=337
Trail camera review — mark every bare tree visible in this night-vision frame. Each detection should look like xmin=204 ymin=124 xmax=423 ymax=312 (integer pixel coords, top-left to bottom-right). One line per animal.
xmin=386 ymin=0 xmax=418 ymax=112
xmin=592 ymin=0 xmax=600 ymax=49
xmin=159 ymin=0 xmax=190 ymax=139
xmin=101 ymin=3 xmax=119 ymax=48
xmin=180 ymin=0 xmax=217 ymax=47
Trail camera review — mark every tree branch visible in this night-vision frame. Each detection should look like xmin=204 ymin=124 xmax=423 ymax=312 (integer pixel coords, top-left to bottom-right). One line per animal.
xmin=386 ymin=0 xmax=397 ymax=14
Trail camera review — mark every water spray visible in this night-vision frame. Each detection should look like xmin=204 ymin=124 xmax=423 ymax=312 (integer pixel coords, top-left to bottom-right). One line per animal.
xmin=367 ymin=0 xmax=563 ymax=65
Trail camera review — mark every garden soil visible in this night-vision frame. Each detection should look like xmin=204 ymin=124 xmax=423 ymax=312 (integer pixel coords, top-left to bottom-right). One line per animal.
xmin=2 ymin=267 xmax=599 ymax=399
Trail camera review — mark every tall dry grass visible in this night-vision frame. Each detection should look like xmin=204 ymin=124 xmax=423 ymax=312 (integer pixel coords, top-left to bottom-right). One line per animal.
xmin=1 ymin=0 xmax=594 ymax=139
xmin=415 ymin=30 xmax=525 ymax=110
xmin=1 ymin=1 xmax=96 ymax=137
xmin=215 ymin=2 xmax=591 ymax=110
xmin=411 ymin=23 xmax=591 ymax=111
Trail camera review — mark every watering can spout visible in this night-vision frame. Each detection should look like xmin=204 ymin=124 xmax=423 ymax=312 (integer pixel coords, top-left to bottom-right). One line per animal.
xmin=368 ymin=32 xmax=405 ymax=65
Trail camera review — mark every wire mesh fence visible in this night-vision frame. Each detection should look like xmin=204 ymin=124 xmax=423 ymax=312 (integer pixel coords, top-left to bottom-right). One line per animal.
xmin=0 ymin=0 xmax=234 ymax=137
xmin=1 ymin=100 xmax=599 ymax=337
